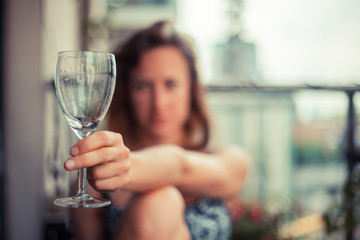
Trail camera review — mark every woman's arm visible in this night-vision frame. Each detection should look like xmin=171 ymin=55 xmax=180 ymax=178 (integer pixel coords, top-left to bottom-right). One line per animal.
xmin=178 ymin=146 xmax=250 ymax=198
xmin=124 ymin=145 xmax=249 ymax=198
xmin=64 ymin=131 xmax=250 ymax=198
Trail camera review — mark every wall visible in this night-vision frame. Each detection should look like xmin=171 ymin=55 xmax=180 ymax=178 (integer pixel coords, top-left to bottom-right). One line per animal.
xmin=4 ymin=0 xmax=44 ymax=239
xmin=4 ymin=0 xmax=79 ymax=239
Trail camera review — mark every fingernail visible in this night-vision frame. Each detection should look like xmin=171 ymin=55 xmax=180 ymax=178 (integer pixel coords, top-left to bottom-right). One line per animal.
xmin=70 ymin=147 xmax=79 ymax=156
xmin=65 ymin=159 xmax=75 ymax=170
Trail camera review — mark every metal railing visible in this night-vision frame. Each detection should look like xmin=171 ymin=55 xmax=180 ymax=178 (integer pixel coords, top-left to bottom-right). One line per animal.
xmin=207 ymin=83 xmax=360 ymax=240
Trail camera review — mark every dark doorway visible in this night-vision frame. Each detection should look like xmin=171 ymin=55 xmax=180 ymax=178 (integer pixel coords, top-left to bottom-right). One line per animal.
xmin=0 ymin=0 xmax=6 ymax=239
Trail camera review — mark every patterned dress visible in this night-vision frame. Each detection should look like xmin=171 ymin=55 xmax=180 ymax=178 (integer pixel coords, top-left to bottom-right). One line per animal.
xmin=184 ymin=198 xmax=232 ymax=240
xmin=105 ymin=196 xmax=232 ymax=240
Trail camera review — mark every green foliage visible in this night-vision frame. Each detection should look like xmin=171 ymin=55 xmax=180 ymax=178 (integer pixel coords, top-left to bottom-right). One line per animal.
xmin=230 ymin=201 xmax=284 ymax=240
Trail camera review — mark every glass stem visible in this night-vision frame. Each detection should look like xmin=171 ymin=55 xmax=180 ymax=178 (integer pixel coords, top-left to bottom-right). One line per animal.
xmin=77 ymin=168 xmax=88 ymax=197
xmin=76 ymin=133 xmax=91 ymax=198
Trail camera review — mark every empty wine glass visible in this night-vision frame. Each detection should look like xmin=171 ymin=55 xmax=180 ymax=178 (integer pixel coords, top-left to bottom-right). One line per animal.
xmin=54 ymin=50 xmax=116 ymax=208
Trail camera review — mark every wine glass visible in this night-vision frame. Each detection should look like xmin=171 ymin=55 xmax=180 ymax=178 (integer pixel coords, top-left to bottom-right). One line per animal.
xmin=54 ymin=50 xmax=116 ymax=208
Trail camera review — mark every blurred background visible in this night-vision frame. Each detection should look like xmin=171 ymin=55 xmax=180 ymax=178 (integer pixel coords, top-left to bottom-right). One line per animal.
xmin=2 ymin=0 xmax=360 ymax=239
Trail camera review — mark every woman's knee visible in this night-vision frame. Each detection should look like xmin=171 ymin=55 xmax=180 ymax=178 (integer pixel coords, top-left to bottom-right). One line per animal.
xmin=124 ymin=186 xmax=187 ymax=238
xmin=134 ymin=185 xmax=185 ymax=217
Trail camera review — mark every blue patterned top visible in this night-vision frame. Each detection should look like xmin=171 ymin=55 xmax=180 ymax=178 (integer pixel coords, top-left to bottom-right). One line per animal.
xmin=184 ymin=198 xmax=232 ymax=240
xmin=105 ymin=196 xmax=232 ymax=240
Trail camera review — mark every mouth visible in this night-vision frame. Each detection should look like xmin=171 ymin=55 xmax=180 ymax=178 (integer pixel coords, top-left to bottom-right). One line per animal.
xmin=151 ymin=116 xmax=168 ymax=124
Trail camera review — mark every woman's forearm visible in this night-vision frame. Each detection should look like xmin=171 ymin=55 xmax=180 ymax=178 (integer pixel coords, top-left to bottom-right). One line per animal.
xmin=176 ymin=146 xmax=250 ymax=198
xmin=122 ymin=145 xmax=187 ymax=192
xmin=122 ymin=144 xmax=249 ymax=199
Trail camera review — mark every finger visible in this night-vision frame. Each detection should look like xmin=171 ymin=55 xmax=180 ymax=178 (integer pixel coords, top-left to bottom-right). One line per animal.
xmin=70 ymin=131 xmax=124 ymax=156
xmin=87 ymin=158 xmax=131 ymax=180
xmin=65 ymin=146 xmax=130 ymax=171
xmin=88 ymin=174 xmax=130 ymax=192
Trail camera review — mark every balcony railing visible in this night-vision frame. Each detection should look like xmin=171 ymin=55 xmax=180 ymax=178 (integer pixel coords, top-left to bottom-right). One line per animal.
xmin=206 ymin=83 xmax=360 ymax=240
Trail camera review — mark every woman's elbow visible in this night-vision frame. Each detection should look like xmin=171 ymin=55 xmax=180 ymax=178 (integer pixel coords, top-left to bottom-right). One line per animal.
xmin=227 ymin=147 xmax=251 ymax=195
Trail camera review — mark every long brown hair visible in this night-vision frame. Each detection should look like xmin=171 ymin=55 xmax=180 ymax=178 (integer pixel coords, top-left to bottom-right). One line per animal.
xmin=108 ymin=21 xmax=211 ymax=150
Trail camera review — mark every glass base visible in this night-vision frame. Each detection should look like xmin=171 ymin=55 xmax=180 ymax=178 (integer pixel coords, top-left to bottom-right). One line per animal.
xmin=54 ymin=194 xmax=111 ymax=208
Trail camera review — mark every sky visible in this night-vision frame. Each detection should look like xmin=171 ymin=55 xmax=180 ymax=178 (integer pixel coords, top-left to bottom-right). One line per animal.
xmin=177 ymin=0 xmax=360 ymax=84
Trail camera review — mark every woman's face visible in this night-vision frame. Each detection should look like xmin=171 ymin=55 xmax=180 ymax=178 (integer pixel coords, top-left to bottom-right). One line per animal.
xmin=130 ymin=46 xmax=191 ymax=144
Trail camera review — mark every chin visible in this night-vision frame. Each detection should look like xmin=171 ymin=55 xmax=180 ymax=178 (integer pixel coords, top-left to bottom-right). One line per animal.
xmin=151 ymin=133 xmax=169 ymax=142
xmin=150 ymin=132 xmax=177 ymax=144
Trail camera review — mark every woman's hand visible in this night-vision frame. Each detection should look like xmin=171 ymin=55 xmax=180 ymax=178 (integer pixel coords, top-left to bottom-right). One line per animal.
xmin=64 ymin=131 xmax=131 ymax=192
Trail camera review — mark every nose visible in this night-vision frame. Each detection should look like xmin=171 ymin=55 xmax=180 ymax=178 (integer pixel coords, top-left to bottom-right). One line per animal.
xmin=151 ymin=85 xmax=167 ymax=113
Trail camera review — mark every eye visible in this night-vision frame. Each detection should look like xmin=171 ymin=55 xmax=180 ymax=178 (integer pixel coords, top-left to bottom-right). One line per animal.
xmin=165 ymin=79 xmax=177 ymax=89
xmin=134 ymin=81 xmax=151 ymax=91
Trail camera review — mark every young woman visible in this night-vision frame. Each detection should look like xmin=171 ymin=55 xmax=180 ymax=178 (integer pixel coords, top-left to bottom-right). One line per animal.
xmin=66 ymin=21 xmax=250 ymax=240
